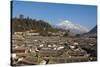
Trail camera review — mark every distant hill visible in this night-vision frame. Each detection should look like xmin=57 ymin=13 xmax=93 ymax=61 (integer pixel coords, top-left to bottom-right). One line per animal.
xmin=89 ymin=25 xmax=97 ymax=33
xmin=12 ymin=15 xmax=59 ymax=34
xmin=81 ymin=25 xmax=97 ymax=38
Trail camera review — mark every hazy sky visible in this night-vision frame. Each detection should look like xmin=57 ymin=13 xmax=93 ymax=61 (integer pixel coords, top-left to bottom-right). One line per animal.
xmin=12 ymin=1 xmax=97 ymax=30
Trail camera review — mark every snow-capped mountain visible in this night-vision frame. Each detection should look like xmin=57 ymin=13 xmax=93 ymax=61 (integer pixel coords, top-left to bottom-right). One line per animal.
xmin=55 ymin=20 xmax=89 ymax=34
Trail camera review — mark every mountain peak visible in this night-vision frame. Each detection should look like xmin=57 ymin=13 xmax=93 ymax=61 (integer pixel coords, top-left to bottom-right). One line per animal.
xmin=58 ymin=20 xmax=72 ymax=26
xmin=55 ymin=20 xmax=89 ymax=34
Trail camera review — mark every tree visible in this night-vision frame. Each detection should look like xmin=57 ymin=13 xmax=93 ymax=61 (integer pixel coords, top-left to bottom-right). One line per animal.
xmin=12 ymin=15 xmax=54 ymax=34
xmin=19 ymin=14 xmax=24 ymax=19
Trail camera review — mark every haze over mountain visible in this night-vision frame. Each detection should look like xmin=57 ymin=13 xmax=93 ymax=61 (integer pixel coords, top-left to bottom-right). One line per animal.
xmin=54 ymin=20 xmax=89 ymax=34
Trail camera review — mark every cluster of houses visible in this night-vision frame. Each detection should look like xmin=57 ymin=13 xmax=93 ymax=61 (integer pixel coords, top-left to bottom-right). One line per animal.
xmin=11 ymin=31 xmax=93 ymax=66
xmin=11 ymin=30 xmax=96 ymax=65
xmin=13 ymin=29 xmax=77 ymax=37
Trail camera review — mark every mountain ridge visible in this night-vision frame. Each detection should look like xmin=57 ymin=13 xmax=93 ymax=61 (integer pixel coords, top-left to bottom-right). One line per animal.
xmin=54 ymin=20 xmax=89 ymax=34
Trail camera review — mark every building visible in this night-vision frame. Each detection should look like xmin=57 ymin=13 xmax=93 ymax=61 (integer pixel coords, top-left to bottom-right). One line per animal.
xmin=38 ymin=49 xmax=63 ymax=57
xmin=14 ymin=32 xmax=23 ymax=35
xmin=25 ymin=32 xmax=40 ymax=36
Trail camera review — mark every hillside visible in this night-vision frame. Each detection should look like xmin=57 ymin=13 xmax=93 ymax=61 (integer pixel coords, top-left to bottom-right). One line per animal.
xmin=89 ymin=25 xmax=97 ymax=33
xmin=12 ymin=15 xmax=59 ymax=34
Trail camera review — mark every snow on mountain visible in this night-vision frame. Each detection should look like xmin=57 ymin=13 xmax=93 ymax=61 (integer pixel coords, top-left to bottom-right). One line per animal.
xmin=55 ymin=20 xmax=89 ymax=34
